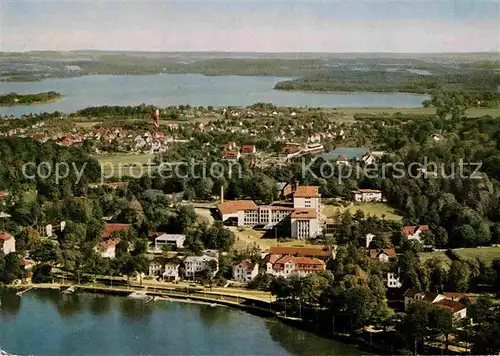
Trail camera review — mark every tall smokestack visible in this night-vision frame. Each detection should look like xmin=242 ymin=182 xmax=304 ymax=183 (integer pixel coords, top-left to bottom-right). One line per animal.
xmin=153 ymin=109 xmax=159 ymax=128
xmin=220 ymin=185 xmax=224 ymax=203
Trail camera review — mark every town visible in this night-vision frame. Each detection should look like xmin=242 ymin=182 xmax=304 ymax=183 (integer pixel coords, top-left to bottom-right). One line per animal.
xmin=1 ymin=97 xmax=500 ymax=355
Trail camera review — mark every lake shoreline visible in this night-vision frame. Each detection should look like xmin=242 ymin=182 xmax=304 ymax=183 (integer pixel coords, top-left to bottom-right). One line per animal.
xmin=4 ymin=283 xmax=383 ymax=354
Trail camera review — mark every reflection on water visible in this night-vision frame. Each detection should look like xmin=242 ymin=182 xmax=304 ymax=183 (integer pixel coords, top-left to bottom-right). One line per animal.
xmin=0 ymin=288 xmax=364 ymax=356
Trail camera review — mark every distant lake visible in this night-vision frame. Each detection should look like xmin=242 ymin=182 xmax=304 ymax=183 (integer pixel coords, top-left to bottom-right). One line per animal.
xmin=0 ymin=288 xmax=363 ymax=356
xmin=0 ymin=74 xmax=429 ymax=116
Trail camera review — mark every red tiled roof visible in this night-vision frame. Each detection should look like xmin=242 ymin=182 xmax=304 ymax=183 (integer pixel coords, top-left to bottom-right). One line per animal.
xmin=101 ymin=223 xmax=131 ymax=238
xmin=402 ymin=225 xmax=429 ymax=237
xmin=270 ymin=246 xmax=332 ymax=258
xmin=241 ymin=145 xmax=256 ymax=153
xmin=233 ymin=259 xmax=257 ymax=270
xmin=273 ymin=256 xmax=325 ymax=271
xmin=283 ymin=146 xmax=300 ymax=154
xmin=336 ymin=155 xmax=348 ymax=161
xmin=223 ymin=150 xmax=240 ymax=158
xmin=291 ymin=208 xmax=318 ymax=219
xmin=100 ymin=237 xmax=121 ymax=249
xmin=293 ymin=186 xmax=320 ymax=198
xmin=434 ymin=299 xmax=467 ymax=313
xmin=369 ymin=248 xmax=396 ymax=259
xmin=0 ymin=232 xmax=13 ymax=240
xmin=218 ymin=200 xmax=258 ymax=215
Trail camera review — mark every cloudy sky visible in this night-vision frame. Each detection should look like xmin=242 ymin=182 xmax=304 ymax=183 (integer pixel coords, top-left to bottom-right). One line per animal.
xmin=2 ymin=0 xmax=499 ymax=53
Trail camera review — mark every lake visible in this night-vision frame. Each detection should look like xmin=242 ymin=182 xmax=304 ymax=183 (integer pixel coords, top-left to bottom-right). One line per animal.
xmin=0 ymin=288 xmax=363 ymax=356
xmin=0 ymin=74 xmax=428 ymax=116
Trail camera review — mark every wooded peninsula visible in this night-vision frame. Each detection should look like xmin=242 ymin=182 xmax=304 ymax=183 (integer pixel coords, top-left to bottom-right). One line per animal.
xmin=0 ymin=91 xmax=62 ymax=106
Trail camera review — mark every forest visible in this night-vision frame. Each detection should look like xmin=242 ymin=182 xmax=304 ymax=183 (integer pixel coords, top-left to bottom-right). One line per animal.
xmin=0 ymin=91 xmax=61 ymax=106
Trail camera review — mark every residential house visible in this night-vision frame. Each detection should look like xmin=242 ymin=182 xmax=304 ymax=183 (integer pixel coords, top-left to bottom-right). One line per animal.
xmin=101 ymin=223 xmax=132 ymax=238
xmin=434 ymin=299 xmax=468 ymax=319
xmin=360 ymin=152 xmax=376 ymax=165
xmin=184 ymin=253 xmax=219 ymax=278
xmin=352 ymin=189 xmax=383 ymax=202
xmin=387 ymin=271 xmax=402 ymax=288
xmin=404 ymin=289 xmax=467 ymax=319
xmin=336 ymin=155 xmax=350 ymax=166
xmin=149 ymin=258 xmax=181 ymax=281
xmin=402 ymin=225 xmax=430 ymax=243
xmin=241 ymin=145 xmax=256 ymax=155
xmin=369 ymin=248 xmax=396 ymax=263
xmin=232 ymin=259 xmax=259 ymax=282
xmin=223 ymin=142 xmax=237 ymax=150
xmin=223 ymin=150 xmax=241 ymax=161
xmin=308 ymin=133 xmax=322 ymax=143
xmin=266 ymin=255 xmax=325 ymax=278
xmin=98 ymin=238 xmax=121 ymax=259
xmin=0 ymin=232 xmax=15 ymax=255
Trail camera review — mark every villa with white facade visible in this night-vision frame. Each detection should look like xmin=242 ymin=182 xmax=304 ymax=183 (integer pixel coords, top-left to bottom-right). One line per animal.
xmin=352 ymin=189 xmax=383 ymax=202
xmin=232 ymin=260 xmax=259 ymax=282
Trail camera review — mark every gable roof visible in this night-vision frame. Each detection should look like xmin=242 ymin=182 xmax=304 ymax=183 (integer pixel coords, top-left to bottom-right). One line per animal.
xmin=369 ymin=248 xmax=396 ymax=259
xmin=434 ymin=299 xmax=467 ymax=313
xmin=272 ymin=256 xmax=325 ymax=271
xmin=293 ymin=186 xmax=320 ymax=198
xmin=0 ymin=232 xmax=14 ymax=241
xmin=234 ymin=259 xmax=257 ymax=270
xmin=291 ymin=208 xmax=318 ymax=219
xmin=402 ymin=225 xmax=429 ymax=237
xmin=218 ymin=200 xmax=258 ymax=215
xmin=100 ymin=237 xmax=121 ymax=249
xmin=102 ymin=223 xmax=131 ymax=238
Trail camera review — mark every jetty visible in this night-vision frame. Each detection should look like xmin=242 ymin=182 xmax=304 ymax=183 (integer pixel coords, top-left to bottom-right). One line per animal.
xmin=63 ymin=286 xmax=77 ymax=295
xmin=16 ymin=286 xmax=34 ymax=296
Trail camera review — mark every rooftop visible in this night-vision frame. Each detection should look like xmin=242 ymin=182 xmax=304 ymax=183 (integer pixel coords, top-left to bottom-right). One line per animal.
xmin=402 ymin=225 xmax=429 ymax=237
xmin=293 ymin=186 xmax=320 ymax=198
xmin=270 ymin=246 xmax=332 ymax=258
xmin=218 ymin=200 xmax=258 ymax=215
xmin=0 ymin=232 xmax=13 ymax=241
xmin=291 ymin=208 xmax=318 ymax=219
xmin=102 ymin=223 xmax=132 ymax=238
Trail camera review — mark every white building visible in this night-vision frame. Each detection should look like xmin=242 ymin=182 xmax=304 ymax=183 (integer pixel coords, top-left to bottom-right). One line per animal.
xmin=98 ymin=238 xmax=121 ymax=259
xmin=352 ymin=189 xmax=383 ymax=202
xmin=360 ymin=152 xmax=376 ymax=165
xmin=266 ymin=255 xmax=325 ymax=278
xmin=387 ymin=272 xmax=403 ymax=289
xmin=155 ymin=234 xmax=185 ymax=249
xmin=232 ymin=260 xmax=259 ymax=282
xmin=218 ymin=185 xmax=321 ymax=240
xmin=184 ymin=254 xmax=219 ymax=278
xmin=403 ymin=290 xmax=467 ymax=320
xmin=365 ymin=233 xmax=376 ymax=248
xmin=402 ymin=225 xmax=429 ymax=243
xmin=0 ymin=232 xmax=15 ymax=255
xmin=149 ymin=259 xmax=181 ymax=281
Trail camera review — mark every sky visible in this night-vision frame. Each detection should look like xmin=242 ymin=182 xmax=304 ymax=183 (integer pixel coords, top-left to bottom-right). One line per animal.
xmin=1 ymin=0 xmax=499 ymax=53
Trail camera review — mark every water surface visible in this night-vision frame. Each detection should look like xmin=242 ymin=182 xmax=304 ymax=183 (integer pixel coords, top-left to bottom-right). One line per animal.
xmin=0 ymin=74 xmax=429 ymax=116
xmin=0 ymin=288 xmax=363 ymax=356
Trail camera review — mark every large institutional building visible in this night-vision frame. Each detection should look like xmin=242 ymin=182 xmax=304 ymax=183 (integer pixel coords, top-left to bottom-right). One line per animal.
xmin=218 ymin=186 xmax=322 ymax=239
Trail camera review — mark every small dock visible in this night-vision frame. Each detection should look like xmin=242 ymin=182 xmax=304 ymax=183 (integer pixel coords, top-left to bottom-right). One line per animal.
xmin=16 ymin=286 xmax=34 ymax=296
xmin=63 ymin=286 xmax=77 ymax=295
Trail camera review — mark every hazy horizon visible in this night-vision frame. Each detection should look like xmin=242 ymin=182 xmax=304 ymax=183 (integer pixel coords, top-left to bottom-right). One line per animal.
xmin=2 ymin=0 xmax=499 ymax=53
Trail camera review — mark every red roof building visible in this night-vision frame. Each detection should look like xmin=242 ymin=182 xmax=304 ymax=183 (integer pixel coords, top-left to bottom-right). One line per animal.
xmin=101 ymin=223 xmax=131 ymax=238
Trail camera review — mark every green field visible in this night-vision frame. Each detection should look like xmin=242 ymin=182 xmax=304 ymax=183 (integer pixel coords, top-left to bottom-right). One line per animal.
xmin=96 ymin=153 xmax=156 ymax=177
xmin=420 ymin=250 xmax=453 ymax=267
xmin=325 ymin=107 xmax=500 ymax=119
xmin=322 ymin=202 xmax=403 ymax=221
xmin=420 ymin=246 xmax=500 ymax=267
xmin=454 ymin=246 xmax=500 ymax=265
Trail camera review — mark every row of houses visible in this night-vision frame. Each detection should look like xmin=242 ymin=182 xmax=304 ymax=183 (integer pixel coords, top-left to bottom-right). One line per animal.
xmin=148 ymin=250 xmax=219 ymax=281
xmin=232 ymin=246 xmax=334 ymax=282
